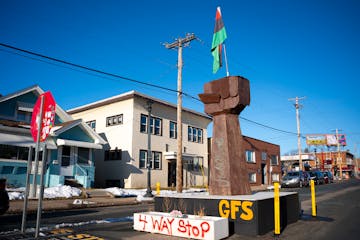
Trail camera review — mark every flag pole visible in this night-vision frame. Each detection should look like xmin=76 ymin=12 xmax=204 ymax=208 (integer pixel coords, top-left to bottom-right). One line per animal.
xmin=223 ymin=43 xmax=230 ymax=77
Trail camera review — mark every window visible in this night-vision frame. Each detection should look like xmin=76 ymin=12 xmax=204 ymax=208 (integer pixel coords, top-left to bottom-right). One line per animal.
xmin=154 ymin=118 xmax=161 ymax=135
xmin=140 ymin=114 xmax=147 ymax=133
xmin=1 ymin=166 xmax=14 ymax=174
xmin=188 ymin=127 xmax=193 ymax=141
xmin=249 ymin=172 xmax=257 ymax=183
xmin=104 ymin=148 xmax=122 ymax=161
xmin=246 ymin=150 xmax=256 ymax=163
xmin=86 ymin=120 xmax=96 ymax=131
xmin=140 ymin=114 xmax=162 ymax=136
xmin=139 ymin=150 xmax=162 ymax=170
xmin=16 ymin=102 xmax=33 ymax=123
xmin=139 ymin=150 xmax=146 ymax=168
xmin=106 ymin=114 xmax=123 ymax=127
xmin=271 ymin=155 xmax=278 ymax=165
xmin=61 ymin=146 xmax=71 ymax=167
xmin=153 ymin=152 xmax=161 ymax=169
xmin=0 ymin=144 xmax=29 ymax=160
xmin=198 ymin=129 xmax=203 ymax=143
xmin=261 ymin=152 xmax=267 ymax=161
xmin=169 ymin=121 xmax=177 ymax=139
xmin=15 ymin=167 xmax=27 ymax=174
xmin=272 ymin=173 xmax=280 ymax=182
xmin=78 ymin=147 xmax=90 ymax=164
xmin=17 ymin=110 xmax=32 ymax=122
xmin=188 ymin=156 xmax=203 ymax=172
xmin=188 ymin=126 xmax=203 ymax=143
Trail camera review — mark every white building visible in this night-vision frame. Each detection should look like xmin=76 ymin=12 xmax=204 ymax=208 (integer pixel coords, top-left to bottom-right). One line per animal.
xmin=68 ymin=91 xmax=212 ymax=189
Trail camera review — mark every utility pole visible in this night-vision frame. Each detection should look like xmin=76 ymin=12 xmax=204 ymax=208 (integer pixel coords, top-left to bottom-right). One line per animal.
xmin=289 ymin=97 xmax=305 ymax=171
xmin=165 ymin=33 xmax=196 ymax=193
xmin=144 ymin=100 xmax=154 ymax=197
xmin=335 ymin=129 xmax=343 ymax=180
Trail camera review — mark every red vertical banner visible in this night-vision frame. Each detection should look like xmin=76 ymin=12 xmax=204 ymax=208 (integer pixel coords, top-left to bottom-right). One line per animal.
xmin=30 ymin=91 xmax=56 ymax=142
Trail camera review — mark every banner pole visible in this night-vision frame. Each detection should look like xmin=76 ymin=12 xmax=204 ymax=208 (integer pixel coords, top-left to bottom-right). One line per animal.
xmin=223 ymin=43 xmax=230 ymax=77
xmin=21 ymin=146 xmax=33 ymax=232
xmin=35 ymin=144 xmax=47 ymax=238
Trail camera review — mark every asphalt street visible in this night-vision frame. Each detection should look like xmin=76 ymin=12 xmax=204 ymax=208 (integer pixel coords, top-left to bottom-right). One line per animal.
xmin=1 ymin=179 xmax=359 ymax=239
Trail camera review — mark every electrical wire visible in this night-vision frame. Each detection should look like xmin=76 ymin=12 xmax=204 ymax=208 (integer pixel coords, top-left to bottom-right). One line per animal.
xmin=0 ymin=42 xmax=178 ymax=95
xmin=0 ymin=42 xmax=300 ymax=136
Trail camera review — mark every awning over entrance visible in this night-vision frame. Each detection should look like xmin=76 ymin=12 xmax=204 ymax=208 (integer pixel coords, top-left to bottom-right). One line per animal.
xmin=56 ymin=138 xmax=103 ymax=149
xmin=0 ymin=132 xmax=57 ymax=149
xmin=281 ymin=154 xmax=316 ymax=162
xmin=164 ymin=151 xmax=199 ymax=161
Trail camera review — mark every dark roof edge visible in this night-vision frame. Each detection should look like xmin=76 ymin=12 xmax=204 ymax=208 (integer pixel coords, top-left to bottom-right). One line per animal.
xmin=67 ymin=90 xmax=212 ymax=120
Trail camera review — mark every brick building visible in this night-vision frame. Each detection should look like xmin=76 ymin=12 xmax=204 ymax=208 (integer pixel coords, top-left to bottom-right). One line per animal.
xmin=311 ymin=150 xmax=355 ymax=178
xmin=208 ymin=136 xmax=281 ymax=186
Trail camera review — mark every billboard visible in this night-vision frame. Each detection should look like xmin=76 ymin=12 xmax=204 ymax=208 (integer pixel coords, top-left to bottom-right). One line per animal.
xmin=306 ymin=135 xmax=327 ymax=145
xmin=306 ymin=134 xmax=346 ymax=146
xmin=326 ymin=134 xmax=346 ymax=146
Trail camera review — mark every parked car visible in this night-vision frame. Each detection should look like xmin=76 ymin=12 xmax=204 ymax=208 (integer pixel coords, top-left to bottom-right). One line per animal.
xmin=0 ymin=178 xmax=9 ymax=215
xmin=323 ymin=171 xmax=334 ymax=183
xmin=308 ymin=170 xmax=325 ymax=185
xmin=281 ymin=171 xmax=309 ymax=188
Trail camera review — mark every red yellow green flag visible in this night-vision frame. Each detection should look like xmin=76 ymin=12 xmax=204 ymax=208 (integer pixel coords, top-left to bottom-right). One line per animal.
xmin=211 ymin=7 xmax=227 ymax=73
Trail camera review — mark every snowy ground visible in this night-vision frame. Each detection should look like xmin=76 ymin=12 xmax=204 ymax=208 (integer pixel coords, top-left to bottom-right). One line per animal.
xmin=7 ymin=185 xmax=208 ymax=202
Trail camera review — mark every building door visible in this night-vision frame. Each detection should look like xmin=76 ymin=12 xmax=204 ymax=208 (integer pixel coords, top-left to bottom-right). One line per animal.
xmin=60 ymin=146 xmax=74 ymax=177
xmin=167 ymin=160 xmax=176 ymax=187
xmin=261 ymin=163 xmax=267 ymax=185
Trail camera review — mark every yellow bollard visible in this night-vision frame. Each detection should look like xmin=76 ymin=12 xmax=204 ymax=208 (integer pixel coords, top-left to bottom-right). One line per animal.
xmin=274 ymin=182 xmax=280 ymax=236
xmin=156 ymin=182 xmax=160 ymax=195
xmin=310 ymin=179 xmax=317 ymax=217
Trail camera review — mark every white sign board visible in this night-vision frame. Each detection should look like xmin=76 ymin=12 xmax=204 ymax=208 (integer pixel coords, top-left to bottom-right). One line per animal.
xmin=134 ymin=212 xmax=229 ymax=240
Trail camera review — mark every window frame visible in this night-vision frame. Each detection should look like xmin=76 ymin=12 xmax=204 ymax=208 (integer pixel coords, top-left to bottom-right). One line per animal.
xmin=245 ymin=150 xmax=256 ymax=163
xmin=270 ymin=155 xmax=278 ymax=165
xmin=187 ymin=126 xmax=203 ymax=143
xmin=104 ymin=148 xmax=122 ymax=161
xmin=272 ymin=173 xmax=280 ymax=182
xmin=169 ymin=121 xmax=177 ymax=139
xmin=106 ymin=114 xmax=123 ymax=127
xmin=61 ymin=146 xmax=71 ymax=167
xmin=86 ymin=120 xmax=96 ymax=131
xmin=249 ymin=172 xmax=257 ymax=183
xmin=140 ymin=114 xmax=162 ymax=136
xmin=261 ymin=152 xmax=267 ymax=161
xmin=139 ymin=150 xmax=162 ymax=170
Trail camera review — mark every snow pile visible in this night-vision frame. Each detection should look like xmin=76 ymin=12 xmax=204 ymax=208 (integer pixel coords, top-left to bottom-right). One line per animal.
xmin=105 ymin=187 xmax=208 ymax=202
xmin=8 ymin=191 xmax=25 ymax=201
xmin=105 ymin=187 xmax=137 ymax=197
xmin=44 ymin=185 xmax=82 ymax=199
xmin=7 ymin=186 xmax=207 ymax=201
xmin=8 ymin=185 xmax=82 ymax=200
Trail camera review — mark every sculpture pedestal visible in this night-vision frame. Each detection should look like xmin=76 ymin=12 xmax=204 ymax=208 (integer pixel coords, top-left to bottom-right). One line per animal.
xmin=154 ymin=192 xmax=300 ymax=236
xmin=210 ymin=113 xmax=251 ymax=195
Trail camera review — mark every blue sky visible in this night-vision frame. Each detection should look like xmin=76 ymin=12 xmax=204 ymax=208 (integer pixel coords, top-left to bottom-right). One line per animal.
xmin=1 ymin=0 xmax=359 ymax=156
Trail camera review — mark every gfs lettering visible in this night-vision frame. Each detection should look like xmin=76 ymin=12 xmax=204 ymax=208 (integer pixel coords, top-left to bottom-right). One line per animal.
xmin=218 ymin=200 xmax=254 ymax=220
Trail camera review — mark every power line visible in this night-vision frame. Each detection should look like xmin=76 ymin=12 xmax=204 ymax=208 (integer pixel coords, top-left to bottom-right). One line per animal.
xmin=240 ymin=116 xmax=302 ymax=137
xmin=1 ymin=42 xmax=300 ymax=136
xmin=0 ymin=42 xmax=178 ymax=95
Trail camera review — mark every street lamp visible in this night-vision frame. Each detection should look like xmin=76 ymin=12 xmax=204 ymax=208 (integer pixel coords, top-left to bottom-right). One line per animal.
xmin=144 ymin=100 xmax=154 ymax=197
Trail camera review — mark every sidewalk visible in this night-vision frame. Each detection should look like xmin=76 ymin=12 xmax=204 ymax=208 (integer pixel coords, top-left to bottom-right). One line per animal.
xmin=6 ymin=185 xmax=271 ymax=215
xmin=6 ymin=189 xmax=140 ymax=214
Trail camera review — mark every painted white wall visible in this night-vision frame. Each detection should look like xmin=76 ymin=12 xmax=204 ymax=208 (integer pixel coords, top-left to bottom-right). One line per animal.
xmin=70 ymin=93 xmax=211 ymax=189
